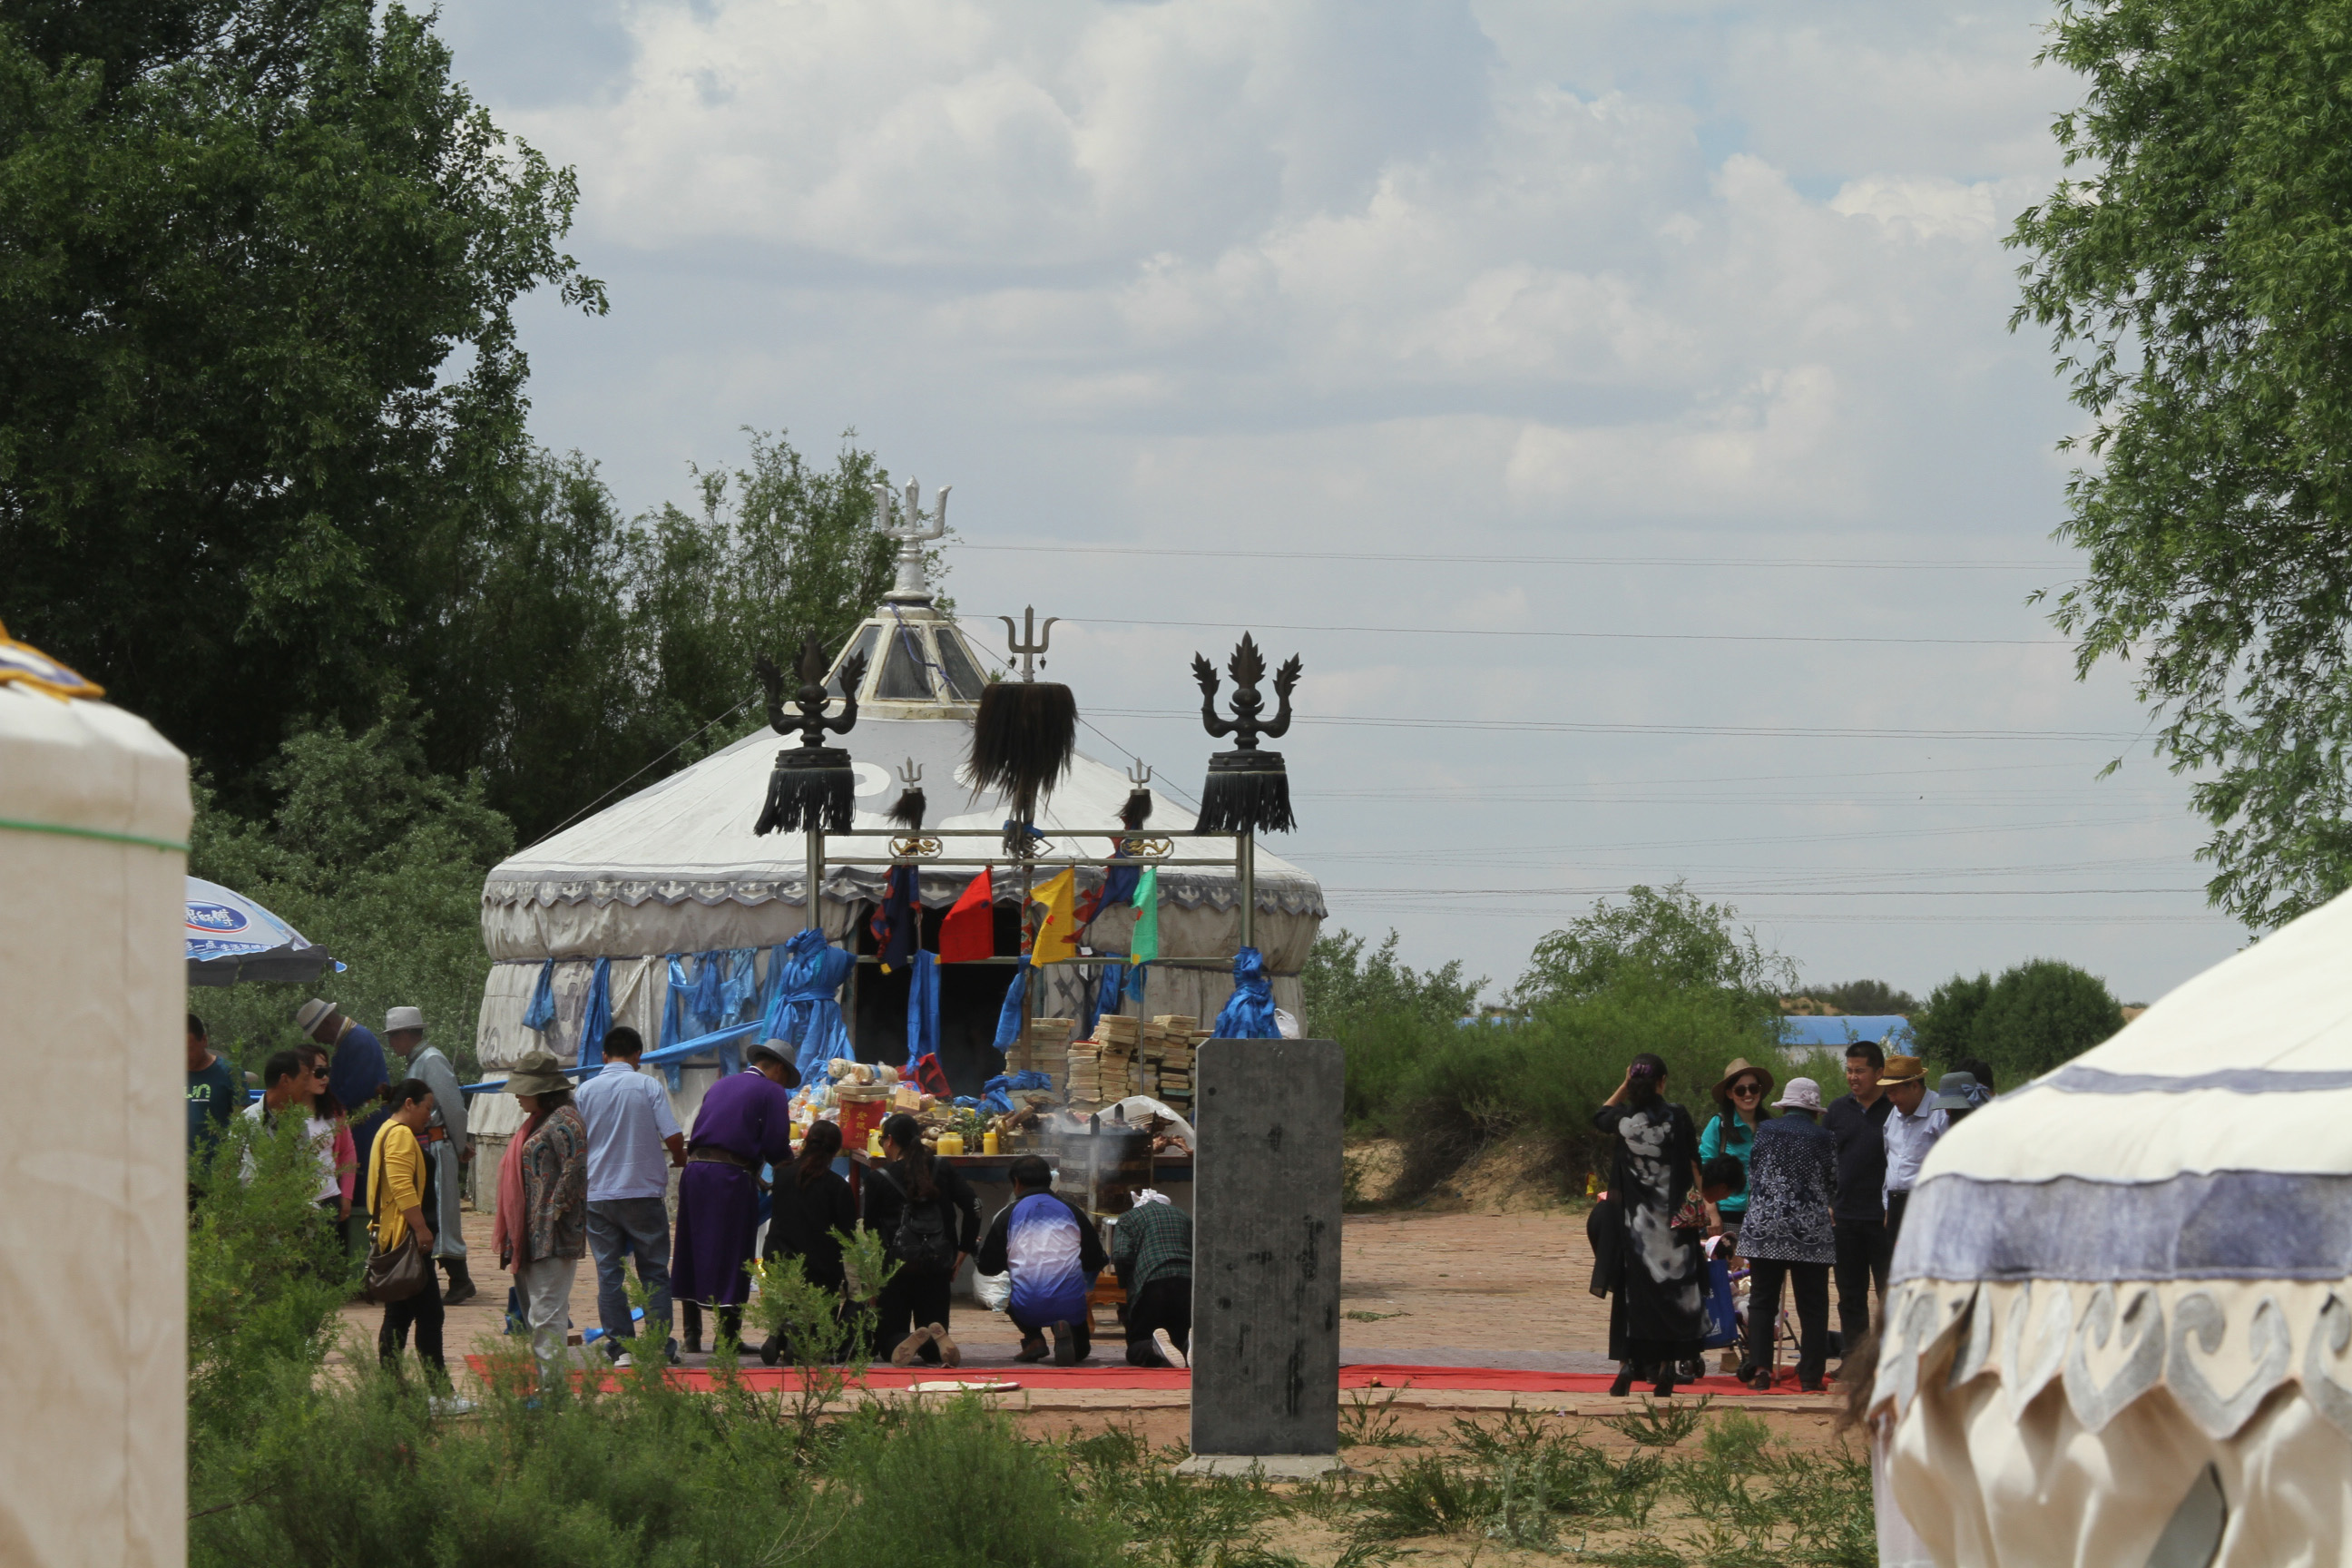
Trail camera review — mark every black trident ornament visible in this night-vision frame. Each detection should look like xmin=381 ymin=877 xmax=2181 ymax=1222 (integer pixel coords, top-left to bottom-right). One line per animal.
xmin=752 ymin=634 xmax=868 ymax=834
xmin=1192 ymin=633 xmax=1301 ymax=834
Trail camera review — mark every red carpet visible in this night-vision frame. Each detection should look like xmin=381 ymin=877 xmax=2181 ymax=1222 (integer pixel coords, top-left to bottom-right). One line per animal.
xmin=465 ymin=1357 xmax=1830 ymax=1396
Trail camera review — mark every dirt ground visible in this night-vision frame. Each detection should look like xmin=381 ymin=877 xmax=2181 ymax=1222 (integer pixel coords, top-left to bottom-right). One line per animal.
xmin=334 ymin=1201 xmax=1622 ymax=1368
xmin=334 ymin=1169 xmax=1863 ymax=1566
xmin=334 ymin=1160 xmax=1839 ymax=1401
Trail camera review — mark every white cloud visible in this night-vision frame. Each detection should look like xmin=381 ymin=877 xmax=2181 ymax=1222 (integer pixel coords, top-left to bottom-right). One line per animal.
xmin=446 ymin=0 xmax=2245 ymax=1002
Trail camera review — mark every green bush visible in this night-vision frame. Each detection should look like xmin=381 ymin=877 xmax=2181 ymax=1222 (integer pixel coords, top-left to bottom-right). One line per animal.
xmin=1338 ymin=976 xmax=1798 ymax=1197
xmin=1912 ymin=959 xmax=2123 ymax=1088
xmin=187 ymin=1109 xmax=356 ymax=1518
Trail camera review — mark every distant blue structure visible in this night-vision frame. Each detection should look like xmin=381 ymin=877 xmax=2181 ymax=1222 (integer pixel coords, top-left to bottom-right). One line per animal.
xmin=1778 ymin=1014 xmax=1915 ymax=1054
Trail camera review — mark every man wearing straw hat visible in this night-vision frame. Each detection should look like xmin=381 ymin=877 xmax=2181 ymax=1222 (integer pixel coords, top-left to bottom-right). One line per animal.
xmin=1877 ymin=1054 xmax=1948 ymax=1247
xmin=384 ymin=1006 xmax=476 ymax=1306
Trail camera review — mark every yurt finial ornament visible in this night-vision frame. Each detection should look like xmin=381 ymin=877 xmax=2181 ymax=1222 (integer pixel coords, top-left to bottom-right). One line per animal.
xmin=751 ymin=634 xmax=867 ymax=835
xmin=1191 ymin=632 xmax=1300 ymax=834
xmin=875 ymin=475 xmax=949 ymax=604
xmin=968 ymin=605 xmax=1076 ymax=858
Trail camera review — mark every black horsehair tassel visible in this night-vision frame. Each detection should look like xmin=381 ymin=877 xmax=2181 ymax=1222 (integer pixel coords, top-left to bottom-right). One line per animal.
xmin=751 ymin=635 xmax=866 ymax=836
xmin=756 ymin=752 xmax=857 ymax=834
xmin=1191 ymin=632 xmax=1302 ymax=835
xmin=1120 ymin=787 xmax=1154 ymax=831
xmin=968 ymin=679 xmax=1077 ymax=857
xmin=887 ymin=786 xmax=928 ymax=830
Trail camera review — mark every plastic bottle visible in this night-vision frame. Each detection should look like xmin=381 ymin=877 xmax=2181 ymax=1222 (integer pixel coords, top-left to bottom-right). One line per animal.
xmin=937 ymin=1132 xmax=965 ymax=1158
xmin=866 ymin=1126 xmax=883 ymax=1157
xmin=982 ymin=1129 xmax=1001 ymax=1155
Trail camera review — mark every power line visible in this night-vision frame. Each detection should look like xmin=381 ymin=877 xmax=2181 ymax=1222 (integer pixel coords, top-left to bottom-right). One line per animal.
xmin=1327 ymin=885 xmax=2206 ymax=897
xmin=1063 ymin=615 xmax=2066 ymax=648
xmin=1289 ymin=813 xmax=2164 ymax=858
xmin=950 ymin=542 xmax=2073 ymax=572
xmin=1308 ymin=758 xmax=2114 ymax=792
xmin=1090 ymin=708 xmax=2147 ymax=743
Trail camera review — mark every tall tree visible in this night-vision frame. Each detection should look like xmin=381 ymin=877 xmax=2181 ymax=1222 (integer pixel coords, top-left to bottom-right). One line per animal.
xmin=450 ymin=433 xmax=896 ymax=845
xmin=0 ymin=0 xmax=604 ymax=811
xmin=2014 ymin=0 xmax=2352 ymax=927
xmin=1511 ymin=880 xmax=1796 ymax=1006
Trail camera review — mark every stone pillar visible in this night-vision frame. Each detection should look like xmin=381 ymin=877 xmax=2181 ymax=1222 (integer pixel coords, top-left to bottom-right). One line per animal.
xmin=1183 ymin=1037 xmax=1343 ymax=1475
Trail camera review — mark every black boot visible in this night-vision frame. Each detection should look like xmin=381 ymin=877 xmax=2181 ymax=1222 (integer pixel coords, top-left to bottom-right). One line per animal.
xmin=440 ymin=1258 xmax=477 ymax=1306
xmin=1609 ymin=1364 xmax=1636 ymax=1397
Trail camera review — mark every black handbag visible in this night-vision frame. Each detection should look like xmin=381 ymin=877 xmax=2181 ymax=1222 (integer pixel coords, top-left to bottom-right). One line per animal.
xmin=362 ymin=1137 xmax=435 ymax=1305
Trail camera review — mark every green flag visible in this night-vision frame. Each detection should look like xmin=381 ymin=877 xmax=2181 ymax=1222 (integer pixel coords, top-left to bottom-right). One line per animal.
xmin=1129 ymin=866 xmax=1160 ymax=965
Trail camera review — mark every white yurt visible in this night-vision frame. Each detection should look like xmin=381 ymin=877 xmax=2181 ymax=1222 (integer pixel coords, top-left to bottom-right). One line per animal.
xmin=1869 ymin=888 xmax=2352 ymax=1567
xmin=468 ymin=544 xmax=1326 ymax=1162
xmin=0 ymin=628 xmax=191 ymax=1567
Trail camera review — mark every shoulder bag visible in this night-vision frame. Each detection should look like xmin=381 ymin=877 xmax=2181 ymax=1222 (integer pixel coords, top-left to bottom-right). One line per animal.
xmin=362 ymin=1132 xmax=435 ymax=1305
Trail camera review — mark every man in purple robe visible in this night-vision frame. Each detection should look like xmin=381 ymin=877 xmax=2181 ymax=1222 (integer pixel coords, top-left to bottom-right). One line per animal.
xmin=671 ymin=1039 xmax=799 ymax=1350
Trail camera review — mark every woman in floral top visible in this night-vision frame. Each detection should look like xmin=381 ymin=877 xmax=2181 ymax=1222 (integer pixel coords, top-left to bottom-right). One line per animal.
xmin=1737 ymin=1077 xmax=1838 ymax=1391
xmin=492 ymin=1051 xmax=588 ymax=1387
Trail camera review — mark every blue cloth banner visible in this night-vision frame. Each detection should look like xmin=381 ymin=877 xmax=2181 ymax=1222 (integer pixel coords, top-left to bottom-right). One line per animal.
xmin=1213 ymin=946 xmax=1279 ymax=1039
xmin=906 ymin=950 xmax=941 ymax=1072
xmin=977 ymin=1069 xmax=1054 ymax=1117
xmin=1088 ymin=963 xmax=1130 ymax=1040
xmin=993 ymin=954 xmax=1031 ymax=1052
xmin=1077 ymin=963 xmax=1106 ymax=1043
xmin=685 ymin=949 xmax=727 ymax=1032
xmin=760 ymin=926 xmax=857 ymax=1083
xmin=522 ymin=958 xmax=556 ymax=1032
xmin=659 ymin=955 xmax=692 ymax=1089
xmin=577 ymin=956 xmax=613 ymax=1069
xmin=1124 ymin=961 xmax=1148 ymax=1007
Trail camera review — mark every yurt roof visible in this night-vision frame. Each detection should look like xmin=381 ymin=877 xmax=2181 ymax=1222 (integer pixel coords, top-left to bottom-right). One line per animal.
xmin=482 ymin=593 xmax=1327 ymax=959
xmin=1896 ymin=885 xmax=2352 ymax=1290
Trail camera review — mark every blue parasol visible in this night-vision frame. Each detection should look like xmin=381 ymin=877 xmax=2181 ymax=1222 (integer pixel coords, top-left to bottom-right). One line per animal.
xmin=184 ymin=876 xmax=341 ymax=987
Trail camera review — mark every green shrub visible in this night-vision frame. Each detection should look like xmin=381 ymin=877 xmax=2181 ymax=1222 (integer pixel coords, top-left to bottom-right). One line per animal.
xmin=824 ymin=1398 xmax=1121 ymax=1568
xmin=1339 ymin=975 xmax=1788 ymax=1198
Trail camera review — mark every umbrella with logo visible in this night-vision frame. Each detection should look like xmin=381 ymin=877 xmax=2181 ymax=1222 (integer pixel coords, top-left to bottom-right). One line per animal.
xmin=185 ymin=877 xmax=340 ymax=986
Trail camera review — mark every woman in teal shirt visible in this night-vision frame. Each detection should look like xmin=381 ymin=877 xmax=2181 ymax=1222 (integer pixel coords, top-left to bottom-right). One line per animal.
xmin=1698 ymin=1057 xmax=1775 ymax=1253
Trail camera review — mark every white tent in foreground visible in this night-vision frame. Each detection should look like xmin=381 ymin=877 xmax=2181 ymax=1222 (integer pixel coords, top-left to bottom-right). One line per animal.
xmin=1871 ymin=888 xmax=2352 ymax=1567
xmin=0 ymin=653 xmax=190 ymax=1567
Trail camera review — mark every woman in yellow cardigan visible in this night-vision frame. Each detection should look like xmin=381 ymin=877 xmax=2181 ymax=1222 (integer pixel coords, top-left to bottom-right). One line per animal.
xmin=371 ymin=1079 xmax=445 ymax=1380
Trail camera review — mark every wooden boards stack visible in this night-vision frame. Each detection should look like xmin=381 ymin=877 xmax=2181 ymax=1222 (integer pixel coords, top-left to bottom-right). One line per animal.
xmin=1142 ymin=1014 xmax=1199 ymax=1110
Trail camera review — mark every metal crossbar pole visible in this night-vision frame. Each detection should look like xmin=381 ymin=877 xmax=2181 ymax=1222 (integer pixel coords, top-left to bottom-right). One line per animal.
xmin=1240 ymin=829 xmax=1256 ymax=951
xmin=804 ymin=828 xmax=824 ymax=932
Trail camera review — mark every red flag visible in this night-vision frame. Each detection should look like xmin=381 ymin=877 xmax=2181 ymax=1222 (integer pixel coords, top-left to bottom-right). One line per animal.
xmin=939 ymin=868 xmax=995 ymax=962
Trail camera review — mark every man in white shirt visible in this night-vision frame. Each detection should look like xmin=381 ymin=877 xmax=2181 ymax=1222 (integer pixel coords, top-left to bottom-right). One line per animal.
xmin=1877 ymin=1054 xmax=1949 ymax=1247
xmin=575 ymin=1026 xmax=686 ymax=1366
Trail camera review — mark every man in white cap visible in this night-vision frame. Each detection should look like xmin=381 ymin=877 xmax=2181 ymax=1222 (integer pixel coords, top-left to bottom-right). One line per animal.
xmin=295 ymin=997 xmax=389 ymax=1244
xmin=385 ymin=1006 xmax=475 ymax=1305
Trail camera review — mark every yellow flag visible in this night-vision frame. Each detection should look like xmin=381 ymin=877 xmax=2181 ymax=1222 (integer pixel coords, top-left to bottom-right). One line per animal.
xmin=1029 ymin=868 xmax=1081 ymax=965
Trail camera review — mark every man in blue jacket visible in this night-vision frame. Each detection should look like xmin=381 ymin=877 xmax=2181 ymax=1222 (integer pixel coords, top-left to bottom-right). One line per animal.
xmin=976 ymin=1156 xmax=1106 ymax=1365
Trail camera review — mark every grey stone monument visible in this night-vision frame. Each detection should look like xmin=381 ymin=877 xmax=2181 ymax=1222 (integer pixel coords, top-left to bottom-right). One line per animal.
xmin=1181 ymin=1036 xmax=1344 ymax=1476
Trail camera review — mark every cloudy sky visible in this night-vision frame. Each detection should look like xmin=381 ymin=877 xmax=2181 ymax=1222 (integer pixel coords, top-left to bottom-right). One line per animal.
xmin=436 ymin=0 xmax=2245 ymax=1006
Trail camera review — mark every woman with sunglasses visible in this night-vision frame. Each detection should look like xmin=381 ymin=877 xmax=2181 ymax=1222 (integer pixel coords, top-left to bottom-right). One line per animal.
xmin=1698 ymin=1058 xmax=1775 ymax=1259
xmin=299 ymin=1045 xmax=360 ymax=1258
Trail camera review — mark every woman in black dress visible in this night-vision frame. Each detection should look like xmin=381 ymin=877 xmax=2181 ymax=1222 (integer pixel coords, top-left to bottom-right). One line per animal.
xmin=1593 ymin=1053 xmax=1706 ymax=1396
